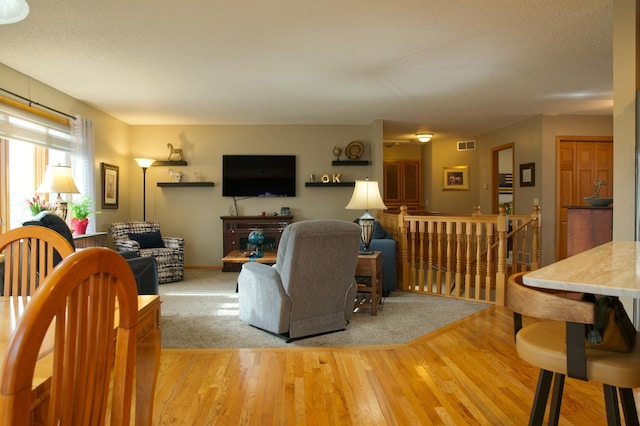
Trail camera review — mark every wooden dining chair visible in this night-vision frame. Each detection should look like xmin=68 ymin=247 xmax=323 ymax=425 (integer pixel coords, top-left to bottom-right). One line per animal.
xmin=507 ymin=271 xmax=640 ymax=426
xmin=0 ymin=247 xmax=139 ymax=425
xmin=0 ymin=226 xmax=74 ymax=297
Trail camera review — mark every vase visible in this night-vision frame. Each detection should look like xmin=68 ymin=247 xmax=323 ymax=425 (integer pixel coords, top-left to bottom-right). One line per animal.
xmin=247 ymin=229 xmax=265 ymax=257
xmin=71 ymin=217 xmax=89 ymax=235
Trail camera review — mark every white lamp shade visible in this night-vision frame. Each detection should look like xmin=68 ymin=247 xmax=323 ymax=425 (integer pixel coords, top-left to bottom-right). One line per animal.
xmin=36 ymin=165 xmax=80 ymax=194
xmin=345 ymin=179 xmax=387 ymax=211
xmin=416 ymin=133 xmax=433 ymax=143
xmin=0 ymin=0 xmax=29 ymax=25
xmin=134 ymin=158 xmax=156 ymax=168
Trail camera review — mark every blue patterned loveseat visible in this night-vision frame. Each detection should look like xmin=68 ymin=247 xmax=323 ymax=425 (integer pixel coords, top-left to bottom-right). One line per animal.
xmin=109 ymin=221 xmax=184 ymax=284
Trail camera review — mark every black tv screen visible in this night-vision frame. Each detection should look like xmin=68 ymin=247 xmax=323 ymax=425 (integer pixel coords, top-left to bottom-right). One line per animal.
xmin=222 ymin=155 xmax=296 ymax=197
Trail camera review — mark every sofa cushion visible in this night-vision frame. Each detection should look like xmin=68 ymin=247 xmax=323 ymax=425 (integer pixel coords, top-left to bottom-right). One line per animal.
xmin=128 ymin=231 xmax=165 ymax=249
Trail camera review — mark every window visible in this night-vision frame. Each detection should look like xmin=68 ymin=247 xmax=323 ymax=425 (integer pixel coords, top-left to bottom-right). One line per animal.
xmin=0 ymin=102 xmax=72 ymax=232
xmin=3 ymin=138 xmax=69 ymax=230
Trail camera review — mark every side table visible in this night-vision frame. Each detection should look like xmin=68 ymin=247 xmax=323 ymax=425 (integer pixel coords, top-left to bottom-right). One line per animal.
xmin=354 ymin=251 xmax=383 ymax=316
xmin=73 ymin=232 xmax=108 ymax=248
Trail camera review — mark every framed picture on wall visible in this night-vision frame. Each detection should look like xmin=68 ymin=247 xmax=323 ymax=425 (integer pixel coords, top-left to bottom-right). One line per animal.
xmin=443 ymin=165 xmax=469 ymax=190
xmin=519 ymin=162 xmax=535 ymax=187
xmin=101 ymin=163 xmax=119 ymax=209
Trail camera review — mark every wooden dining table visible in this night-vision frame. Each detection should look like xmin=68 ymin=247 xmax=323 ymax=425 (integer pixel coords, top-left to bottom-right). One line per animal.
xmin=0 ymin=294 xmax=161 ymax=425
xmin=523 ymin=241 xmax=640 ymax=326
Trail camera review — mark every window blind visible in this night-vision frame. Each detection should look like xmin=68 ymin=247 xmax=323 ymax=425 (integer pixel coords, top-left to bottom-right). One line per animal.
xmin=0 ymin=103 xmax=71 ymax=151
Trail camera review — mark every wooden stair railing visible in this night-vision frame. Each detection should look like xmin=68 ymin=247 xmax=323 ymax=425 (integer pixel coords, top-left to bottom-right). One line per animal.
xmin=378 ymin=205 xmax=541 ymax=306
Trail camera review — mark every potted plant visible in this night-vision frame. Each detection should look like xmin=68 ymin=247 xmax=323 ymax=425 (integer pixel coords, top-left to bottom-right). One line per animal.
xmin=69 ymin=195 xmax=100 ymax=234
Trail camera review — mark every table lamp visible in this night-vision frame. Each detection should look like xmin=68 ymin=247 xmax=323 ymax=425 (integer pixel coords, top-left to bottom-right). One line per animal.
xmin=36 ymin=164 xmax=80 ymax=220
xmin=345 ymin=178 xmax=387 ymax=254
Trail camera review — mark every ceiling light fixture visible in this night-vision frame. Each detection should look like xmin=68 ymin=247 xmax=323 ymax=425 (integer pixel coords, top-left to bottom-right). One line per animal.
xmin=416 ymin=133 xmax=434 ymax=143
xmin=0 ymin=0 xmax=29 ymax=25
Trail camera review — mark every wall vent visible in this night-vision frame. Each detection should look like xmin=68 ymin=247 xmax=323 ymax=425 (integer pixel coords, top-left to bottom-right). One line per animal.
xmin=457 ymin=140 xmax=476 ymax=151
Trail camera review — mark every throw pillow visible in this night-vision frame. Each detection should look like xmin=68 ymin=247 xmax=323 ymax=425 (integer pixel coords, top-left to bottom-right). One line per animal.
xmin=372 ymin=221 xmax=389 ymax=239
xmin=128 ymin=231 xmax=165 ymax=249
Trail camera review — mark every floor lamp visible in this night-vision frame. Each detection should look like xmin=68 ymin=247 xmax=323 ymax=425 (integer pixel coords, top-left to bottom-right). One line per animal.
xmin=36 ymin=164 xmax=80 ymax=221
xmin=134 ymin=158 xmax=156 ymax=221
xmin=345 ymin=178 xmax=387 ymax=254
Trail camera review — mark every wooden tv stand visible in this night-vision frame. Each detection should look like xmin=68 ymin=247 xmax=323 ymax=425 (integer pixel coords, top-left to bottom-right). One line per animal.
xmin=220 ymin=215 xmax=293 ymax=271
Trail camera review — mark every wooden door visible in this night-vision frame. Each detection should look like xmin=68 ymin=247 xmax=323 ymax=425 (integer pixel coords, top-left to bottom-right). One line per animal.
xmin=555 ymin=137 xmax=613 ymax=260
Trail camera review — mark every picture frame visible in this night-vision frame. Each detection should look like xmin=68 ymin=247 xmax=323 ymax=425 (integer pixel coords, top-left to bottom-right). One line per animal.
xmin=101 ymin=163 xmax=119 ymax=209
xmin=443 ymin=165 xmax=469 ymax=191
xmin=519 ymin=162 xmax=535 ymax=187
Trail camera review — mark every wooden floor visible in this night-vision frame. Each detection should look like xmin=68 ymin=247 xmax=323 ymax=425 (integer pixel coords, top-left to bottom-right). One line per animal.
xmin=151 ymin=306 xmax=637 ymax=425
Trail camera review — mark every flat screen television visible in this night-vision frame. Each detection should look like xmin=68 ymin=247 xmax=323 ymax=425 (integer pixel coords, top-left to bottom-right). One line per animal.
xmin=222 ymin=155 xmax=296 ymax=197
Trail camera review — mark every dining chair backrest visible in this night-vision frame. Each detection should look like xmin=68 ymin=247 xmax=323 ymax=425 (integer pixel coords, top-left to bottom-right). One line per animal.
xmin=0 ymin=247 xmax=139 ymax=425
xmin=0 ymin=226 xmax=74 ymax=297
xmin=506 ymin=271 xmax=593 ymax=336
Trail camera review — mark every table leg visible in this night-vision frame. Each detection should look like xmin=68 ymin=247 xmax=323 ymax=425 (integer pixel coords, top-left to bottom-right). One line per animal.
xmin=136 ymin=307 xmax=161 ymax=426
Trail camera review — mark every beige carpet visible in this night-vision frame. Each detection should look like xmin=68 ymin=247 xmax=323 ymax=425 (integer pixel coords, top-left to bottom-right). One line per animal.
xmin=159 ymin=269 xmax=490 ymax=349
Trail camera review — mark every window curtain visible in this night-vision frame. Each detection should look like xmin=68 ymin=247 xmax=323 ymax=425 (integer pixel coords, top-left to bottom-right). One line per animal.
xmin=70 ymin=115 xmax=97 ymax=233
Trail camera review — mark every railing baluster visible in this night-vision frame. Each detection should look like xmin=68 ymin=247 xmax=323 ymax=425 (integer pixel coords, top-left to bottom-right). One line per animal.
xmin=445 ymin=221 xmax=454 ymax=296
xmin=418 ymin=221 xmax=426 ymax=292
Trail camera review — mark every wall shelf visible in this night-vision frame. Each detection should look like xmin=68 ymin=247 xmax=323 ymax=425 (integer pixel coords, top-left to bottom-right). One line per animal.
xmin=152 ymin=160 xmax=187 ymax=167
xmin=331 ymin=160 xmax=369 ymax=166
xmin=305 ymin=182 xmax=355 ymax=187
xmin=157 ymin=182 xmax=214 ymax=187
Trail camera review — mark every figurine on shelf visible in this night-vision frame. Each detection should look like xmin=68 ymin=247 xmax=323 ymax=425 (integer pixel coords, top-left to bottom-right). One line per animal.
xmin=167 ymin=143 xmax=184 ymax=161
xmin=168 ymin=169 xmax=184 ymax=182
xmin=333 ymin=146 xmax=342 ymax=161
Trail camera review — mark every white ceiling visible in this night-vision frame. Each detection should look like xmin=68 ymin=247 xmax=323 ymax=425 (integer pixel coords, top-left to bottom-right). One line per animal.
xmin=0 ymin=0 xmax=612 ymax=142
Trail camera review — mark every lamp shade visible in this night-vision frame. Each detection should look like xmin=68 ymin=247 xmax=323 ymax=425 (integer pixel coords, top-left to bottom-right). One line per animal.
xmin=0 ymin=0 xmax=29 ymax=25
xmin=134 ymin=158 xmax=156 ymax=168
xmin=345 ymin=179 xmax=387 ymax=212
xmin=416 ymin=133 xmax=433 ymax=143
xmin=36 ymin=165 xmax=80 ymax=194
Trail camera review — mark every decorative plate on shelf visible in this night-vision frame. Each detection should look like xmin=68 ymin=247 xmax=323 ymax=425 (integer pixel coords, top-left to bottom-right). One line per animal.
xmin=345 ymin=141 xmax=364 ymax=159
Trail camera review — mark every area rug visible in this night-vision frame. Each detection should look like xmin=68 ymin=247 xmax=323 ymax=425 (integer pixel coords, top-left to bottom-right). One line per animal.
xmin=159 ymin=269 xmax=490 ymax=349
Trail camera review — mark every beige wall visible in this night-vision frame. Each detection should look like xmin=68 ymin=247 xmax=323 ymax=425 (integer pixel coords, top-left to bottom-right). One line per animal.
xmin=2 ymin=63 xmax=134 ymax=228
xmin=3 ymin=64 xmax=386 ymax=266
xmin=476 ymin=115 xmax=613 ymax=266
xmin=612 ymin=0 xmax=638 ymax=242
xmin=129 ymin=124 xmax=384 ymax=265
xmin=423 ymin=137 xmax=479 ymax=214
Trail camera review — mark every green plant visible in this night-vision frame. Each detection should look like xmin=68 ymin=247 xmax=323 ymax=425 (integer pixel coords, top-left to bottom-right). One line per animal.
xmin=69 ymin=195 xmax=101 ymax=220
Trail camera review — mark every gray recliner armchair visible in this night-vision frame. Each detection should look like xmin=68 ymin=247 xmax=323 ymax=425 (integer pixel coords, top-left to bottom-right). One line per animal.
xmin=238 ymin=219 xmax=361 ymax=341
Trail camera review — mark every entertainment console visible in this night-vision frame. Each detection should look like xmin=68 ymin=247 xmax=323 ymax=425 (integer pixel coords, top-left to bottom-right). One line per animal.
xmin=220 ymin=215 xmax=294 ymax=272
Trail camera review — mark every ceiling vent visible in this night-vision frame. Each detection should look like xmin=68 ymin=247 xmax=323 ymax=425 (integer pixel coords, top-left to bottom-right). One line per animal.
xmin=457 ymin=140 xmax=476 ymax=151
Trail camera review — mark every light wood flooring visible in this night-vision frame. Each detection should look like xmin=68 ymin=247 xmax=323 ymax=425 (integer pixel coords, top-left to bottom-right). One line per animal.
xmin=152 ymin=306 xmax=638 ymax=425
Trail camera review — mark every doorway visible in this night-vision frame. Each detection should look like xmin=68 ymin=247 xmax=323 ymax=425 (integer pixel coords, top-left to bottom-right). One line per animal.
xmin=491 ymin=143 xmax=514 ymax=214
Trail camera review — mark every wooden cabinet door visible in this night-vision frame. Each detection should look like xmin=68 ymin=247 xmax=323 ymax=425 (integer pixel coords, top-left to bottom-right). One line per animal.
xmin=383 ymin=161 xmax=401 ymax=202
xmin=401 ymin=161 xmax=420 ymax=203
xmin=383 ymin=160 xmax=421 ymax=210
xmin=555 ymin=137 xmax=613 ymax=261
